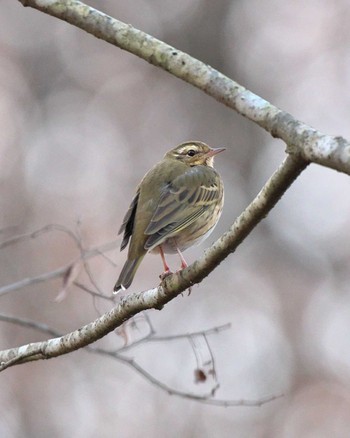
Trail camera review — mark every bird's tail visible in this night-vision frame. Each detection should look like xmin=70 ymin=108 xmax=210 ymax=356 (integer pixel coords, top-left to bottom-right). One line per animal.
xmin=114 ymin=256 xmax=144 ymax=292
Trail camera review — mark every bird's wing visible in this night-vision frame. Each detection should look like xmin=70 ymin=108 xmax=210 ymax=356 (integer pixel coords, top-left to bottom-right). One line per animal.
xmin=118 ymin=189 xmax=140 ymax=251
xmin=144 ymin=166 xmax=221 ymax=250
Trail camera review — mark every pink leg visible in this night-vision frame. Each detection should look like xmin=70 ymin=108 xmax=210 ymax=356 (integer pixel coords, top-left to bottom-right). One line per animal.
xmin=159 ymin=245 xmax=171 ymax=273
xmin=176 ymin=246 xmax=192 ymax=295
xmin=176 ymin=247 xmax=188 ymax=270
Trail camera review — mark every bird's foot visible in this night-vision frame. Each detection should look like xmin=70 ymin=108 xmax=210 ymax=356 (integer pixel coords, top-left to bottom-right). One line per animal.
xmin=159 ymin=269 xmax=173 ymax=281
xmin=160 ymin=267 xmax=192 ymax=296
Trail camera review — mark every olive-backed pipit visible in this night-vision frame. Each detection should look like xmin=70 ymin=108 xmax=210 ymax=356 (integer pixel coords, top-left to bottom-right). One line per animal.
xmin=114 ymin=141 xmax=225 ymax=292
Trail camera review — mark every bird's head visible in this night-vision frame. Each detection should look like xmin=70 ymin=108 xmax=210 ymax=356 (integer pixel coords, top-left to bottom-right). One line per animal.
xmin=165 ymin=141 xmax=225 ymax=167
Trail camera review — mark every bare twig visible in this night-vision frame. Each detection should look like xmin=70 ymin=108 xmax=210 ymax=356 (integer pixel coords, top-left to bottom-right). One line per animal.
xmin=143 ymin=323 xmax=231 ymax=343
xmin=0 ymin=224 xmax=81 ymax=250
xmin=0 ymin=314 xmax=61 ymax=337
xmin=190 ymin=333 xmax=218 ymax=390
xmin=73 ymin=281 xmax=115 ymax=301
xmin=92 ymin=347 xmax=282 ymax=407
xmin=0 ymin=223 xmax=106 ymax=301
xmin=0 ymin=313 xmax=277 ymax=406
xmin=117 ymin=322 xmax=231 ymax=353
xmin=0 ymin=240 xmax=118 ymax=297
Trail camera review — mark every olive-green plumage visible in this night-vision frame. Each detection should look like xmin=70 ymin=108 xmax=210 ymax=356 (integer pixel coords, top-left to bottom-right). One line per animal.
xmin=114 ymin=141 xmax=224 ymax=292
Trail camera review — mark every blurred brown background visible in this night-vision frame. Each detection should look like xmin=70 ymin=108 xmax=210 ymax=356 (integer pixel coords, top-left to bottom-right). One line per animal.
xmin=2 ymin=0 xmax=350 ymax=437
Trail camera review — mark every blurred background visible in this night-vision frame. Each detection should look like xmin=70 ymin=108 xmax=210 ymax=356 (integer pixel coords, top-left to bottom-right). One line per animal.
xmin=2 ymin=0 xmax=350 ymax=436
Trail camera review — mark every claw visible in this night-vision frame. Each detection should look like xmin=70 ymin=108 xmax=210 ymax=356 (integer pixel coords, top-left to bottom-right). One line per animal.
xmin=159 ymin=269 xmax=173 ymax=281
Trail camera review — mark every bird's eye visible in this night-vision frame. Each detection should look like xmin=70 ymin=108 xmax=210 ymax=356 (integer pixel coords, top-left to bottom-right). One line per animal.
xmin=187 ymin=149 xmax=196 ymax=157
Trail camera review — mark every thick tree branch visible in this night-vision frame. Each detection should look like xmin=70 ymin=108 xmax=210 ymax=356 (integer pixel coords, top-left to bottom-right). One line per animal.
xmin=18 ymin=0 xmax=350 ymax=174
xmin=0 ymin=154 xmax=307 ymax=368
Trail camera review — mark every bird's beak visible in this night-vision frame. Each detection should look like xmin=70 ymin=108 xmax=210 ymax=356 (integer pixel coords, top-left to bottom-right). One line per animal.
xmin=206 ymin=147 xmax=226 ymax=157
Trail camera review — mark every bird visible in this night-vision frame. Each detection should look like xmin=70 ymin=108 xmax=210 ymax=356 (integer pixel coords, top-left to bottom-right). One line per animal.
xmin=113 ymin=141 xmax=225 ymax=292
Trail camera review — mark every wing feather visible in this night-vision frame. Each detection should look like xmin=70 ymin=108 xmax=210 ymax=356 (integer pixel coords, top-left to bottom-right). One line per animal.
xmin=144 ymin=166 xmax=220 ymax=250
xmin=118 ymin=190 xmax=140 ymax=251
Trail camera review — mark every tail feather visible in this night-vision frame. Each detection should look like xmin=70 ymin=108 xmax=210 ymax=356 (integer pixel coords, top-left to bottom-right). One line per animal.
xmin=114 ymin=257 xmax=144 ymax=292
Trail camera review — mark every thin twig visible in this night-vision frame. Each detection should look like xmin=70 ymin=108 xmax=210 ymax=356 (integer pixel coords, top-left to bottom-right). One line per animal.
xmin=0 ymin=313 xmax=275 ymax=406
xmin=0 ymin=224 xmax=81 ymax=250
xmin=116 ymin=323 xmax=231 ymax=353
xmin=0 ymin=314 xmax=61 ymax=337
xmin=73 ymin=281 xmax=115 ymax=301
xmin=0 ymin=240 xmax=119 ymax=297
xmin=92 ymin=347 xmax=282 ymax=407
xmin=150 ymin=323 xmax=231 ymax=342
